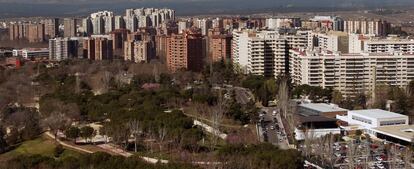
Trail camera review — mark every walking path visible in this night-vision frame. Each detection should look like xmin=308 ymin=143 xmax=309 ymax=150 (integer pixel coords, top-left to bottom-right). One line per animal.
xmin=194 ymin=120 xmax=228 ymax=140
xmin=183 ymin=111 xmax=241 ymax=129
xmin=45 ymin=132 xmax=93 ymax=154
xmin=44 ymin=131 xmax=168 ymax=164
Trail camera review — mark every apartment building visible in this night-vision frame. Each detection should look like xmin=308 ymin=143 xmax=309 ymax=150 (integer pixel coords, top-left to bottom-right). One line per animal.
xmin=63 ymin=18 xmax=77 ymax=38
xmin=83 ymin=37 xmax=113 ymax=60
xmin=43 ymin=18 xmax=59 ymax=39
xmin=125 ymin=8 xmax=175 ymax=32
xmin=166 ymin=29 xmax=203 ymax=72
xmin=348 ymin=35 xmax=414 ymax=54
xmin=343 ymin=19 xmax=390 ymax=36
xmin=232 ymin=30 xmax=309 ymax=77
xmin=9 ymin=23 xmax=45 ymax=42
xmin=365 ymin=38 xmax=414 ymax=54
xmin=124 ymin=39 xmax=155 ymax=63
xmin=289 ymin=48 xmax=414 ymax=96
xmin=208 ymin=30 xmax=232 ymax=62
xmin=49 ymin=38 xmax=79 ymax=61
xmin=310 ymin=31 xmax=349 ymax=53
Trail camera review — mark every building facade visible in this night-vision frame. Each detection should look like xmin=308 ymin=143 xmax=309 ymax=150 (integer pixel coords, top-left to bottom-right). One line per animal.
xmin=166 ymin=29 xmax=203 ymax=72
xmin=289 ymin=48 xmax=414 ymax=96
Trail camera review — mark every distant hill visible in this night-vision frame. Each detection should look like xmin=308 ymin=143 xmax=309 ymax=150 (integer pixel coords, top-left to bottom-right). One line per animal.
xmin=0 ymin=0 xmax=413 ymax=18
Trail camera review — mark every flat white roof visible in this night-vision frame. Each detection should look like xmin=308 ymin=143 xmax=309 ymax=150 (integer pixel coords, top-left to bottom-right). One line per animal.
xmin=300 ymin=103 xmax=348 ymax=113
xmin=350 ymin=109 xmax=407 ymax=119
xmin=372 ymin=125 xmax=414 ymax=142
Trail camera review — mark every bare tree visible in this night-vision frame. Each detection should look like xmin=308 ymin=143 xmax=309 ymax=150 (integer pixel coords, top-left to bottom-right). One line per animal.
xmin=127 ymin=119 xmax=141 ymax=152
xmin=347 ymin=142 xmax=357 ymax=169
xmin=277 ymin=77 xmax=289 ymax=118
xmin=41 ymin=99 xmax=79 ymax=141
xmin=158 ymin=126 xmax=167 ymax=152
xmin=211 ymin=92 xmax=224 ymax=150
xmin=87 ymin=71 xmax=113 ymax=94
xmin=43 ymin=112 xmax=71 ymax=141
xmin=303 ymin=128 xmax=315 ymax=160
xmin=403 ymin=147 xmax=412 ymax=169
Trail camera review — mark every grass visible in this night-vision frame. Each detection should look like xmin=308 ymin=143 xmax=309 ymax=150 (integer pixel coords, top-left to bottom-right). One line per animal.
xmin=0 ymin=135 xmax=83 ymax=161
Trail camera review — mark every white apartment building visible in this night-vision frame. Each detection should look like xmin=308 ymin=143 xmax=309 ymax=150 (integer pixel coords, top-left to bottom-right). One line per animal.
xmin=289 ymin=48 xmax=414 ymax=96
xmin=195 ymin=18 xmax=212 ymax=36
xmin=232 ymin=30 xmax=250 ymax=72
xmin=124 ymin=8 xmax=175 ymax=31
xmin=92 ymin=16 xmax=104 ymax=35
xmin=49 ymin=38 xmax=79 ymax=61
xmin=90 ymin=11 xmax=114 ymax=35
xmin=81 ymin=17 xmax=93 ymax=35
xmin=232 ymin=30 xmax=288 ymax=77
xmin=348 ymin=35 xmax=414 ymax=54
xmin=365 ymin=38 xmax=414 ymax=54
xmin=310 ymin=31 xmax=349 ymax=53
xmin=178 ymin=20 xmax=190 ymax=34
xmin=284 ymin=30 xmax=310 ymax=49
xmin=114 ymin=16 xmax=125 ymax=29
xmin=104 ymin=16 xmax=114 ymax=34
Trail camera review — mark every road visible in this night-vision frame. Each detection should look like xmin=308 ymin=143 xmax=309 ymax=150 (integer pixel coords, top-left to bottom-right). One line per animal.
xmin=258 ymin=107 xmax=289 ymax=149
xmin=234 ymin=87 xmax=254 ymax=105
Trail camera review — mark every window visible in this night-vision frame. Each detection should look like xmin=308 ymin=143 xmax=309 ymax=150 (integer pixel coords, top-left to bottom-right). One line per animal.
xmin=352 ymin=115 xmax=372 ymax=124
xmin=379 ymin=120 xmax=406 ymax=126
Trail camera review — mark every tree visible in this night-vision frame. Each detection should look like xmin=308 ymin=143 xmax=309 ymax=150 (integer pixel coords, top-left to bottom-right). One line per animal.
xmin=157 ymin=125 xmax=167 ymax=153
xmin=210 ymin=93 xmax=224 ymax=150
xmin=391 ymin=88 xmax=409 ymax=114
xmin=42 ymin=112 xmax=72 ymax=141
xmin=4 ymin=108 xmax=41 ymax=141
xmin=331 ymin=90 xmax=343 ymax=104
xmin=127 ymin=119 xmax=141 ymax=152
xmin=278 ymin=77 xmax=290 ymax=118
xmin=80 ymin=126 xmax=95 ymax=143
xmin=65 ymin=127 xmax=80 ymax=143
xmin=41 ymin=99 xmax=80 ymax=141
xmin=0 ymin=126 xmax=7 ymax=153
xmin=54 ymin=144 xmax=65 ymax=157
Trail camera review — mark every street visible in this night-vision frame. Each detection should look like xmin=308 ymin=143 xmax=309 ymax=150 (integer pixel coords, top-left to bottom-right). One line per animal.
xmin=258 ymin=107 xmax=289 ymax=149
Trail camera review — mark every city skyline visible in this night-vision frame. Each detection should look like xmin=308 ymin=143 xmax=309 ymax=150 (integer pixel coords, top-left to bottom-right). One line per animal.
xmin=1 ymin=3 xmax=414 ymax=169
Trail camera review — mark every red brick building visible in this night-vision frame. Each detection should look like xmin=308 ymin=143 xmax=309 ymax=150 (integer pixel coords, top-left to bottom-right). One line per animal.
xmin=166 ymin=29 xmax=204 ymax=72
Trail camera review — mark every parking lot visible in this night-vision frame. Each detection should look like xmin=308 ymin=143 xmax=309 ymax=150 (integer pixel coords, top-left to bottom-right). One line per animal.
xmin=299 ymin=138 xmax=410 ymax=169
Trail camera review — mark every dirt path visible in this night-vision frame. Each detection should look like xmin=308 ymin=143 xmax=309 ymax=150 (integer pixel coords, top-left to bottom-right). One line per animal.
xmin=44 ymin=131 xmax=168 ymax=164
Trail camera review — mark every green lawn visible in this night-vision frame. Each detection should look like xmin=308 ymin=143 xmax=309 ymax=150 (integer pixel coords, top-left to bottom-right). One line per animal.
xmin=0 ymin=136 xmax=82 ymax=161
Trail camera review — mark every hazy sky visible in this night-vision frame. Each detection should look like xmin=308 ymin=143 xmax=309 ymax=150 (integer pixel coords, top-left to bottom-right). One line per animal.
xmin=0 ymin=0 xmax=411 ymax=4
xmin=0 ymin=0 xmax=413 ymax=17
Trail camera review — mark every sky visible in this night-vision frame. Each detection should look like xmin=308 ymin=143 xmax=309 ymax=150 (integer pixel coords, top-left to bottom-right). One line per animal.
xmin=0 ymin=0 xmax=413 ymax=17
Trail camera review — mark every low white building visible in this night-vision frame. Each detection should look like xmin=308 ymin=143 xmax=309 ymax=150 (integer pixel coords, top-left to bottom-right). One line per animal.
xmin=295 ymin=116 xmax=341 ymax=141
xmin=13 ymin=48 xmax=49 ymax=59
xmin=371 ymin=125 xmax=414 ymax=145
xmin=336 ymin=109 xmax=409 ymax=135
xmin=295 ymin=128 xmax=341 ymax=141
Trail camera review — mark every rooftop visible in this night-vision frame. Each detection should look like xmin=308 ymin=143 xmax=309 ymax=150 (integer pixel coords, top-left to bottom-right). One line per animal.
xmin=299 ymin=103 xmax=348 ymax=113
xmin=299 ymin=116 xmax=338 ymax=123
xmin=350 ymin=109 xmax=407 ymax=119
xmin=372 ymin=125 xmax=414 ymax=142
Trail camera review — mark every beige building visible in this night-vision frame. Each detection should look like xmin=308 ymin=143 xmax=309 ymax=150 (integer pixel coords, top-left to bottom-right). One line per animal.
xmin=64 ymin=18 xmax=77 ymax=37
xmin=289 ymin=48 xmax=414 ymax=96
